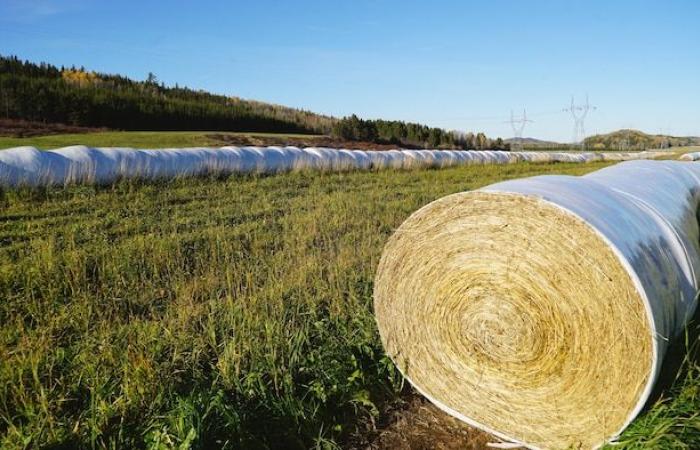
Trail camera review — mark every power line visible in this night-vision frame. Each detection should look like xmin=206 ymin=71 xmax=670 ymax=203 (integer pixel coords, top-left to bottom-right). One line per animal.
xmin=441 ymin=109 xmax=561 ymax=123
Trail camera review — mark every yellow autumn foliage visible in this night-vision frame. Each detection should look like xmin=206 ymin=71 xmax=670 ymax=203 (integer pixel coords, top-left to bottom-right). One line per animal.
xmin=61 ymin=69 xmax=99 ymax=87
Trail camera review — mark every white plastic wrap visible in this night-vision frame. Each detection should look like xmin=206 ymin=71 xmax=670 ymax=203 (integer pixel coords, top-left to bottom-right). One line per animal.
xmin=680 ymin=152 xmax=700 ymax=161
xmin=0 ymin=146 xmax=666 ymax=187
xmin=479 ymin=159 xmax=700 ymax=445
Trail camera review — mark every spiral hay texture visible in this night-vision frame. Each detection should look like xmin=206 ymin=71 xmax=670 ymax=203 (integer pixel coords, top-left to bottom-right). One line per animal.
xmin=374 ymin=160 xmax=700 ymax=449
xmin=0 ymin=146 xmax=665 ymax=187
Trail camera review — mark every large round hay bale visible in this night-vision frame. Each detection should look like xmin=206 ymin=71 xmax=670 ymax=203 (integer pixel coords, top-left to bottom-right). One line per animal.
xmin=374 ymin=160 xmax=700 ymax=449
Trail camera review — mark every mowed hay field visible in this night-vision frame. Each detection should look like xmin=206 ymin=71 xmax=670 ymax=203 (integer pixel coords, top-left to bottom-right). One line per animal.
xmin=0 ymin=131 xmax=323 ymax=150
xmin=1 ymin=161 xmax=699 ymax=449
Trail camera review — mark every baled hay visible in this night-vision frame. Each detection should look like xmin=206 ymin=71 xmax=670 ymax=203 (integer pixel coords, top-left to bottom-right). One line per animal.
xmin=375 ymin=160 xmax=700 ymax=449
xmin=0 ymin=145 xmax=667 ymax=188
xmin=374 ymin=192 xmax=652 ymax=449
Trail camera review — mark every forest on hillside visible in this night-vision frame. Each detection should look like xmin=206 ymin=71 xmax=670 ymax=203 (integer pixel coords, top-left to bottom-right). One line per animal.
xmin=0 ymin=55 xmax=334 ymax=134
xmin=0 ymin=55 xmax=508 ymax=150
xmin=332 ymin=115 xmax=508 ymax=150
xmin=584 ymin=129 xmax=700 ymax=150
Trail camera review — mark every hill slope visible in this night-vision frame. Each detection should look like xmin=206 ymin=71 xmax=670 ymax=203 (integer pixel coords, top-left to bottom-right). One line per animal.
xmin=0 ymin=55 xmax=335 ymax=134
xmin=504 ymin=137 xmax=562 ymax=148
xmin=585 ymin=129 xmax=700 ymax=150
xmin=0 ymin=55 xmax=511 ymax=150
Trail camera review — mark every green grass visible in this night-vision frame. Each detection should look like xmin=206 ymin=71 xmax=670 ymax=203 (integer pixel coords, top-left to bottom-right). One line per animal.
xmin=609 ymin=325 xmax=700 ymax=449
xmin=0 ymin=162 xmax=698 ymax=449
xmin=0 ymin=131 xmax=322 ymax=150
xmin=666 ymin=146 xmax=700 ymax=154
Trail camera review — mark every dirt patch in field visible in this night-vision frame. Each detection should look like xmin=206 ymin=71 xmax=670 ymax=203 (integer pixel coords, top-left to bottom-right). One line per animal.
xmin=205 ymin=133 xmax=427 ymax=150
xmin=350 ymin=395 xmax=495 ymax=450
xmin=0 ymin=119 xmax=107 ymax=137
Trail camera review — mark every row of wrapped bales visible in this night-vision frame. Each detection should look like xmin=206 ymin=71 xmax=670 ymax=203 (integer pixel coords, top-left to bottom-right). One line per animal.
xmin=374 ymin=159 xmax=700 ymax=449
xmin=0 ymin=146 xmax=665 ymax=187
xmin=680 ymin=152 xmax=700 ymax=161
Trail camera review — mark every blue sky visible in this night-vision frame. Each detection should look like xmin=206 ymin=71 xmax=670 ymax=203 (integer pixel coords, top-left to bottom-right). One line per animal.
xmin=1 ymin=0 xmax=698 ymax=141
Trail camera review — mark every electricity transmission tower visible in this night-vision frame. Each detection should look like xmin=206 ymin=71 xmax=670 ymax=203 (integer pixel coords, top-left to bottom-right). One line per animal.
xmin=506 ymin=109 xmax=533 ymax=151
xmin=563 ymin=95 xmax=596 ymax=149
xmin=659 ymin=128 xmax=669 ymax=150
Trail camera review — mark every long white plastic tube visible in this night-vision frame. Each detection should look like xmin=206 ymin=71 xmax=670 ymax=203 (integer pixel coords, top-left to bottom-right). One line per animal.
xmin=0 ymin=146 xmax=665 ymax=187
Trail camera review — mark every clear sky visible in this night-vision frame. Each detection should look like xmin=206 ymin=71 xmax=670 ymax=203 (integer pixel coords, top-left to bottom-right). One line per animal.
xmin=1 ymin=0 xmax=698 ymax=142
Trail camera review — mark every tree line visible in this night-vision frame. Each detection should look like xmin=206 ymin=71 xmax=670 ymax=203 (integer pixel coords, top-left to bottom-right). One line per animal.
xmin=0 ymin=54 xmax=509 ymax=149
xmin=584 ymin=129 xmax=698 ymax=151
xmin=331 ymin=115 xmax=508 ymax=150
xmin=0 ymin=55 xmax=334 ymax=134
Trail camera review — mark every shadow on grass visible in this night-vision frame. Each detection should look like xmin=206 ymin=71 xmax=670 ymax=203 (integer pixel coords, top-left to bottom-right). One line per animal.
xmin=642 ymin=303 xmax=700 ymax=412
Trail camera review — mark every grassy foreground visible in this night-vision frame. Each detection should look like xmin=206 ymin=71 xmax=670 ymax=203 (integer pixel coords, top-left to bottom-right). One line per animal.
xmin=0 ymin=162 xmax=698 ymax=449
xmin=0 ymin=131 xmax=321 ymax=150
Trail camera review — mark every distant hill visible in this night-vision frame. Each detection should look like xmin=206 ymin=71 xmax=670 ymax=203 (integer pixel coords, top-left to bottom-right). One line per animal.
xmin=504 ymin=137 xmax=563 ymax=148
xmin=584 ymin=129 xmax=700 ymax=150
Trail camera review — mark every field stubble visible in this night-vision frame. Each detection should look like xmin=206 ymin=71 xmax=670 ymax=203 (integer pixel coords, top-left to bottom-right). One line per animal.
xmin=0 ymin=161 xmax=698 ymax=449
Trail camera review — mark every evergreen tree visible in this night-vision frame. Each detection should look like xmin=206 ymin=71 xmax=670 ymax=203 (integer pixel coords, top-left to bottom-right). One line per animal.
xmin=0 ymin=54 xmax=508 ymax=149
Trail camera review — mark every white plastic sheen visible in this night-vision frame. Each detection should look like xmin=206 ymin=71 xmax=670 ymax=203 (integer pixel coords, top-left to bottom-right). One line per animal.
xmin=0 ymin=146 xmax=665 ymax=187
xmin=680 ymin=152 xmax=700 ymax=161
xmin=478 ymin=160 xmax=700 ymax=448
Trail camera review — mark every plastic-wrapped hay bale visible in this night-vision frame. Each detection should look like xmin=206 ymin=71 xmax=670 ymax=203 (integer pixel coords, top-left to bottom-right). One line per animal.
xmin=50 ymin=146 xmax=104 ymax=184
xmin=447 ymin=150 xmax=465 ymax=166
xmin=468 ymin=150 xmax=484 ymax=164
xmin=564 ymin=152 xmax=585 ymax=163
xmin=274 ymin=146 xmax=301 ymax=172
xmin=0 ymin=147 xmax=46 ymax=185
xmin=399 ymin=150 xmax=421 ymax=169
xmin=549 ymin=152 xmax=572 ymax=163
xmin=448 ymin=150 xmax=464 ymax=166
xmin=228 ymin=146 xmax=262 ymax=173
xmin=491 ymin=151 xmax=507 ymax=163
xmin=145 ymin=147 xmax=209 ymax=178
xmin=290 ymin=146 xmax=318 ymax=171
xmin=0 ymin=146 xmax=668 ymax=187
xmin=366 ymin=150 xmax=390 ymax=170
xmin=437 ymin=150 xmax=456 ymax=168
xmin=283 ymin=146 xmax=305 ymax=171
xmin=488 ymin=150 xmax=510 ymax=164
xmin=416 ymin=149 xmax=436 ymax=167
xmin=313 ymin=147 xmax=343 ymax=171
xmin=374 ymin=159 xmax=700 ymax=450
xmin=532 ymin=152 xmax=552 ymax=163
xmin=429 ymin=150 xmax=448 ymax=168
xmin=680 ymin=152 xmax=700 ymax=161
xmin=382 ymin=149 xmax=404 ymax=169
xmin=337 ymin=149 xmax=365 ymax=171
xmin=476 ymin=150 xmax=489 ymax=162
xmin=511 ymin=151 xmax=531 ymax=163
xmin=484 ymin=150 xmax=498 ymax=163
xmin=256 ymin=146 xmax=290 ymax=172
xmin=457 ymin=151 xmax=474 ymax=165
xmin=531 ymin=152 xmax=546 ymax=162
xmin=452 ymin=150 xmax=469 ymax=165
xmin=353 ymin=149 xmax=373 ymax=170
xmin=581 ymin=152 xmax=601 ymax=163
xmin=511 ymin=152 xmax=539 ymax=162
xmin=318 ymin=147 xmax=343 ymax=171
